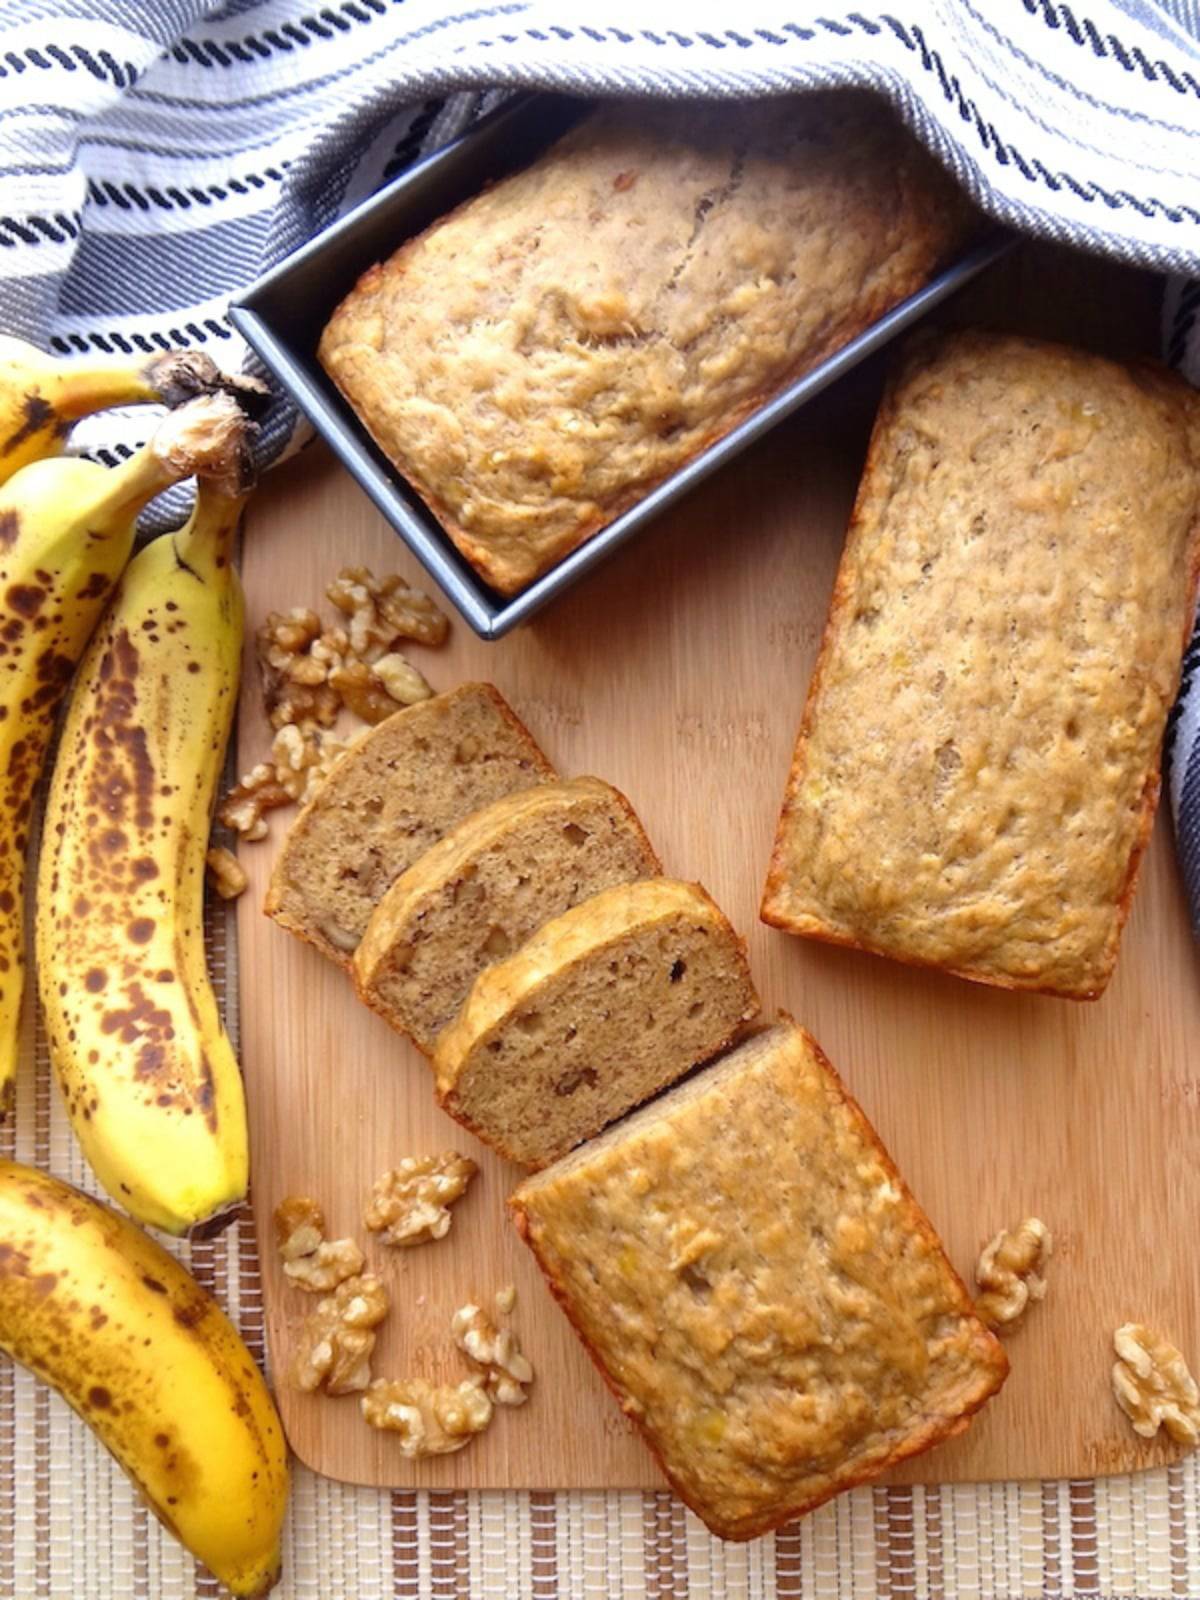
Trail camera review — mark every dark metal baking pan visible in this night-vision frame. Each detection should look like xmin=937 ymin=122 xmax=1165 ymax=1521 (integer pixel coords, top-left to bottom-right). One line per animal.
xmin=231 ymin=93 xmax=1010 ymax=640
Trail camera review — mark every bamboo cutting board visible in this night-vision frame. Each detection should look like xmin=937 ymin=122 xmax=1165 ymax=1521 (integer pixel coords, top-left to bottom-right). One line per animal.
xmin=235 ymin=245 xmax=1200 ymax=1490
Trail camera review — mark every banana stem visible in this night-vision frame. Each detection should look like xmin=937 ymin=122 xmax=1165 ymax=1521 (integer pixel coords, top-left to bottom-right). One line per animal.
xmin=50 ymin=351 xmax=269 ymax=421
xmin=88 ymin=393 xmax=255 ymax=530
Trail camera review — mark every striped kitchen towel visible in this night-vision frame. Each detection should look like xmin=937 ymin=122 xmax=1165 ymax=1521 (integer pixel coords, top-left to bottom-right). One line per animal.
xmin=2 ymin=0 xmax=1200 ymax=913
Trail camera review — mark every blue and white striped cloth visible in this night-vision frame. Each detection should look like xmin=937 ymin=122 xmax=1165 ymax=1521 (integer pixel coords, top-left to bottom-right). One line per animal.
xmin=3 ymin=0 xmax=1200 ymax=922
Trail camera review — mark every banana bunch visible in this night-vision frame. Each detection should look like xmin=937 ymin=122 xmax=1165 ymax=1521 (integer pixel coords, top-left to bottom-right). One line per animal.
xmin=0 ymin=392 xmax=252 ymax=1117
xmin=0 ymin=332 xmax=264 ymax=486
xmin=36 ymin=430 xmax=255 ymax=1234
xmin=0 ymin=1159 xmax=288 ymax=1596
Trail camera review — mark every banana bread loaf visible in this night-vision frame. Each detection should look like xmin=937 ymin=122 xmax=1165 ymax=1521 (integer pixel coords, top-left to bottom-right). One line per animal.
xmin=434 ymin=879 xmax=758 ymax=1167
xmin=319 ymin=93 xmax=973 ymax=595
xmin=762 ymin=331 xmax=1200 ymax=999
xmin=353 ymin=777 xmax=661 ymax=1054
xmin=266 ymin=683 xmax=554 ymax=967
xmin=510 ymin=1015 xmax=1008 ymax=1540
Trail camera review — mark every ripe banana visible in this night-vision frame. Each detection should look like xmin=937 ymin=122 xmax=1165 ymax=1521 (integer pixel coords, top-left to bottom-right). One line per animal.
xmin=37 ymin=434 xmax=254 ymax=1234
xmin=0 ymin=1159 xmax=288 ymax=1596
xmin=0 ymin=393 xmax=251 ymax=1118
xmin=0 ymin=333 xmax=265 ymax=486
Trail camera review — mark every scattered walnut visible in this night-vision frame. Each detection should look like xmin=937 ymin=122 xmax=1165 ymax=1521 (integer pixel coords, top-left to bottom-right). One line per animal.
xmin=237 ymin=569 xmax=446 ymax=841
xmin=274 ymin=1196 xmax=325 ymax=1260
xmin=328 ymin=658 xmax=406 ymax=725
xmin=217 ymin=761 xmax=293 ymax=841
xmin=451 ymin=1303 xmax=534 ymax=1406
xmin=495 ymin=1285 xmax=517 ymax=1316
xmin=327 ymin=565 xmax=448 ymax=653
xmin=273 ymin=1194 xmax=365 ymax=1292
xmin=1112 ymin=1324 xmax=1200 ymax=1445
xmin=364 ymin=1153 xmax=477 ymax=1247
xmin=974 ymin=1217 xmax=1052 ymax=1331
xmin=291 ymin=1274 xmax=389 ymax=1395
xmin=361 ymin=1376 xmax=492 ymax=1456
xmin=206 ymin=845 xmax=248 ymax=900
xmin=373 ymin=652 xmax=433 ymax=708
xmin=256 ymin=607 xmax=341 ymax=731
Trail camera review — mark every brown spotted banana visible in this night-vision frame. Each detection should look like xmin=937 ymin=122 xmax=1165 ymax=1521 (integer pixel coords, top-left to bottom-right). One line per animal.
xmin=36 ymin=422 xmax=255 ymax=1233
xmin=0 ymin=393 xmax=251 ymax=1118
xmin=0 ymin=1158 xmax=288 ymax=1596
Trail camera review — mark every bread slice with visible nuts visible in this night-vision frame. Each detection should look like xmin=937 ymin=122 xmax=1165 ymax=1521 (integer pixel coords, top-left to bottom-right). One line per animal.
xmin=354 ymin=777 xmax=662 ymax=1054
xmin=265 ymin=683 xmax=555 ymax=967
xmin=433 ymin=879 xmax=759 ymax=1167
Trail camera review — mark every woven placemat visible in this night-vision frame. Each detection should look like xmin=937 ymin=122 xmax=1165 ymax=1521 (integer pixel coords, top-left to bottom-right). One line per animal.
xmin=1 ymin=903 xmax=1196 ymax=1599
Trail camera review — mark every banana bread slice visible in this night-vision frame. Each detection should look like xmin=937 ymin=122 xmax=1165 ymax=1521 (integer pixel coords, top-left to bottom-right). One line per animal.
xmin=433 ymin=879 xmax=758 ymax=1167
xmin=510 ymin=1016 xmax=1008 ymax=1540
xmin=354 ymin=777 xmax=661 ymax=1054
xmin=265 ymin=683 xmax=554 ymax=967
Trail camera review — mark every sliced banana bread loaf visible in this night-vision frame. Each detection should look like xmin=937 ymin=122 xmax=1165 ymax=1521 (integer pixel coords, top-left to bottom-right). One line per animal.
xmin=510 ymin=1016 xmax=1008 ymax=1540
xmin=354 ymin=777 xmax=661 ymax=1054
xmin=433 ymin=878 xmax=758 ymax=1167
xmin=265 ymin=683 xmax=554 ymax=967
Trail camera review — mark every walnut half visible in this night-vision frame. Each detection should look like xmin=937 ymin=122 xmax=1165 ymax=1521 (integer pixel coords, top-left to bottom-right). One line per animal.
xmin=974 ymin=1217 xmax=1052 ymax=1331
xmin=1112 ymin=1324 xmax=1200 ymax=1445
xmin=451 ymin=1303 xmax=534 ymax=1406
xmin=361 ymin=1376 xmax=493 ymax=1457
xmin=364 ymin=1153 xmax=478 ymax=1247
xmin=291 ymin=1274 xmax=390 ymax=1396
xmin=274 ymin=1195 xmax=364 ymax=1293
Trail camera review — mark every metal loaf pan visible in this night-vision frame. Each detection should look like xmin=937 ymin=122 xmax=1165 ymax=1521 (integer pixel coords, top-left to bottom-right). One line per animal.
xmin=231 ymin=93 xmax=1008 ymax=640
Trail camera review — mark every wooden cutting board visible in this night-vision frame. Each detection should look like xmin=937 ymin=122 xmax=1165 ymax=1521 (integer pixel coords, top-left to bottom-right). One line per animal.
xmin=235 ymin=243 xmax=1200 ymax=1490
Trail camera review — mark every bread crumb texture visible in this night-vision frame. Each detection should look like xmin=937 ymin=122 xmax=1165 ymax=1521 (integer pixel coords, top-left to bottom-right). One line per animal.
xmin=265 ymin=683 xmax=554 ymax=967
xmin=319 ymin=93 xmax=971 ymax=594
xmin=434 ymin=878 xmax=758 ymax=1168
xmin=511 ymin=1018 xmax=1007 ymax=1539
xmin=354 ymin=776 xmax=660 ymax=1053
xmin=763 ymin=332 xmax=1200 ymax=998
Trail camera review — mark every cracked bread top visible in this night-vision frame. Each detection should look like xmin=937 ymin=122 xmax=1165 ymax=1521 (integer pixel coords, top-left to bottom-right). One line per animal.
xmin=510 ymin=1016 xmax=1007 ymax=1539
xmin=762 ymin=331 xmax=1200 ymax=998
xmin=318 ymin=93 xmax=972 ymax=595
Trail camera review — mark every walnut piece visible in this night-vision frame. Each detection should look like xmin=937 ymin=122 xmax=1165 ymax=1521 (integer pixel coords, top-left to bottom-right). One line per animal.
xmin=364 ymin=1153 xmax=477 ymax=1247
xmin=206 ymin=845 xmax=248 ymax=900
xmin=273 ymin=1194 xmax=365 ymax=1293
xmin=361 ymin=1376 xmax=492 ymax=1456
xmin=327 ymin=565 xmax=448 ymax=652
xmin=291 ymin=1274 xmax=389 ymax=1395
xmin=1112 ymin=1324 xmax=1200 ymax=1445
xmin=217 ymin=761 xmax=292 ymax=841
xmin=256 ymin=607 xmax=340 ymax=732
xmin=974 ymin=1217 xmax=1052 ymax=1331
xmin=495 ymin=1285 xmax=517 ymax=1316
xmin=451 ymin=1303 xmax=534 ymax=1406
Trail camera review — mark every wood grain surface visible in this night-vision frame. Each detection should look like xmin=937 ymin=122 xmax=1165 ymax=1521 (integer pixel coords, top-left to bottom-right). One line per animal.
xmin=235 ymin=243 xmax=1200 ymax=1490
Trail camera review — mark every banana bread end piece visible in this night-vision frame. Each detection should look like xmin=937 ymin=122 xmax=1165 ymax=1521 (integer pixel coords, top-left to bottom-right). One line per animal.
xmin=433 ymin=879 xmax=758 ymax=1167
xmin=511 ymin=1015 xmax=1008 ymax=1539
xmin=265 ymin=683 xmax=555 ymax=968
xmin=353 ymin=777 xmax=661 ymax=1054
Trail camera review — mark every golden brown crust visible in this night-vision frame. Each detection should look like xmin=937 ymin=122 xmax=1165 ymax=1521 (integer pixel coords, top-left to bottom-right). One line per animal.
xmin=510 ymin=1016 xmax=1006 ymax=1538
xmin=319 ymin=94 xmax=973 ymax=595
xmin=761 ymin=332 xmax=1200 ymax=999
